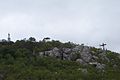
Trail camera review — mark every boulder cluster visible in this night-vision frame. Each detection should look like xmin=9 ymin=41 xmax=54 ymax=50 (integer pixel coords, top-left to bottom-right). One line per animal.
xmin=39 ymin=45 xmax=109 ymax=69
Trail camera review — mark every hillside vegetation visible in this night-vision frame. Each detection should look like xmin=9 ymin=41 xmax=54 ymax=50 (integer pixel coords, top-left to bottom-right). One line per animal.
xmin=0 ymin=37 xmax=120 ymax=80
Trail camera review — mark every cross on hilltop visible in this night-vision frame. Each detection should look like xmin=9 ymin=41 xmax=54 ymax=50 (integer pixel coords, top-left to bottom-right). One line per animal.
xmin=100 ymin=43 xmax=107 ymax=51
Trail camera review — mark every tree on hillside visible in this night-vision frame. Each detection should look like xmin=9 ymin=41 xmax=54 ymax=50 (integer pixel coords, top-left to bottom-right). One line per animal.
xmin=28 ymin=37 xmax=36 ymax=42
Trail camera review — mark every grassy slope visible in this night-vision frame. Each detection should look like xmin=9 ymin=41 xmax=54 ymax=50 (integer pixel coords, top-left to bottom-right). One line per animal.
xmin=0 ymin=56 xmax=120 ymax=80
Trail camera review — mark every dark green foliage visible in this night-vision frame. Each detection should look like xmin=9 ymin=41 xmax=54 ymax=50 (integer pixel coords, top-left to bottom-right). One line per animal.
xmin=28 ymin=37 xmax=36 ymax=42
xmin=62 ymin=42 xmax=75 ymax=48
xmin=0 ymin=37 xmax=119 ymax=80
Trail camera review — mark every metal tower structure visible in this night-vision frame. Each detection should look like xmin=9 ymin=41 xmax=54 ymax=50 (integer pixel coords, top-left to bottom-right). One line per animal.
xmin=8 ymin=33 xmax=11 ymax=42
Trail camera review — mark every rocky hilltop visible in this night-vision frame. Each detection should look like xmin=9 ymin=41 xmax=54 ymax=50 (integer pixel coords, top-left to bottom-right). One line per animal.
xmin=39 ymin=43 xmax=120 ymax=70
xmin=0 ymin=37 xmax=120 ymax=80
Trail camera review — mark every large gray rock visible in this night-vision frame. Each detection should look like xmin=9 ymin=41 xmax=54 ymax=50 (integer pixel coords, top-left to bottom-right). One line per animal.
xmin=52 ymin=47 xmax=59 ymax=52
xmin=96 ymin=63 xmax=105 ymax=69
xmin=62 ymin=48 xmax=71 ymax=53
xmin=72 ymin=45 xmax=84 ymax=52
xmin=39 ymin=47 xmax=61 ymax=58
xmin=80 ymin=46 xmax=92 ymax=62
xmin=50 ymin=47 xmax=61 ymax=58
xmin=69 ymin=52 xmax=78 ymax=60
xmin=92 ymin=56 xmax=99 ymax=60
xmin=44 ymin=51 xmax=52 ymax=56
xmin=76 ymin=59 xmax=87 ymax=65
xmin=89 ymin=62 xmax=105 ymax=69
xmin=49 ymin=51 xmax=55 ymax=57
xmin=39 ymin=45 xmax=110 ymax=68
xmin=63 ymin=53 xmax=70 ymax=60
xmin=99 ymin=53 xmax=110 ymax=62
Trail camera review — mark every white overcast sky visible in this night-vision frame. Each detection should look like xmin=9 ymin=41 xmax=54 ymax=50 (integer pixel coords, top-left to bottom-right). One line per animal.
xmin=0 ymin=0 xmax=120 ymax=52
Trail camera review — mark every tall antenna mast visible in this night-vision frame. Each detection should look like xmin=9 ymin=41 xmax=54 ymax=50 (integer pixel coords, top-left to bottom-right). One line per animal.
xmin=8 ymin=33 xmax=11 ymax=42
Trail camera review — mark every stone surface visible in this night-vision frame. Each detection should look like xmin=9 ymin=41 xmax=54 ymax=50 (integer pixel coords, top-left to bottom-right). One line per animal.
xmin=96 ymin=63 xmax=105 ymax=69
xmin=72 ymin=45 xmax=84 ymax=52
xmin=92 ymin=56 xmax=99 ymax=60
xmin=89 ymin=62 xmax=105 ymax=69
xmin=69 ymin=52 xmax=78 ymax=61
xmin=62 ymin=48 xmax=71 ymax=53
xmin=51 ymin=47 xmax=61 ymax=58
xmin=38 ymin=45 xmax=115 ymax=70
xmin=80 ymin=46 xmax=92 ymax=62
xmin=76 ymin=59 xmax=87 ymax=65
xmin=99 ymin=53 xmax=110 ymax=62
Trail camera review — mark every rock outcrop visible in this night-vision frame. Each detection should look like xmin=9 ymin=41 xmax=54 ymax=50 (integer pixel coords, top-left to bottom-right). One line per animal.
xmin=39 ymin=45 xmax=110 ymax=69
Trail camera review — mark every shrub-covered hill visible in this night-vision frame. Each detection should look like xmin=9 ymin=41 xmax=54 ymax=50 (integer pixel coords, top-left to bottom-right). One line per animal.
xmin=0 ymin=37 xmax=120 ymax=80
